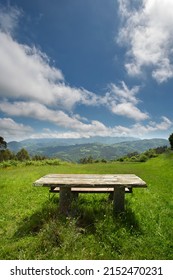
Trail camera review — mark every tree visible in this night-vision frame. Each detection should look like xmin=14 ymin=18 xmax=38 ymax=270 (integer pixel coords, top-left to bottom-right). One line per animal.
xmin=0 ymin=149 xmax=15 ymax=161
xmin=79 ymin=155 xmax=94 ymax=164
xmin=168 ymin=133 xmax=173 ymax=150
xmin=0 ymin=136 xmax=7 ymax=150
xmin=0 ymin=136 xmax=8 ymax=162
xmin=16 ymin=148 xmax=30 ymax=161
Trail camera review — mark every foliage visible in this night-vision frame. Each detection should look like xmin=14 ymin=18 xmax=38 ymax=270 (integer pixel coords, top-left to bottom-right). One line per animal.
xmin=117 ymin=146 xmax=168 ymax=163
xmin=0 ymin=149 xmax=15 ymax=162
xmin=16 ymin=148 xmax=30 ymax=161
xmin=79 ymin=155 xmax=94 ymax=164
xmin=79 ymin=156 xmax=107 ymax=164
xmin=0 ymin=136 xmax=7 ymax=150
xmin=0 ymin=153 xmax=173 ymax=260
xmin=0 ymin=158 xmax=68 ymax=168
xmin=168 ymin=133 xmax=173 ymax=150
xmin=0 ymin=136 xmax=9 ymax=161
xmin=32 ymin=155 xmax=47 ymax=160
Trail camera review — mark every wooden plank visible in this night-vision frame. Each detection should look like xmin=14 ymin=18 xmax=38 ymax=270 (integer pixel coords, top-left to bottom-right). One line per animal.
xmin=33 ymin=174 xmax=146 ymax=188
xmin=33 ymin=174 xmax=146 ymax=214
xmin=49 ymin=187 xmax=132 ymax=193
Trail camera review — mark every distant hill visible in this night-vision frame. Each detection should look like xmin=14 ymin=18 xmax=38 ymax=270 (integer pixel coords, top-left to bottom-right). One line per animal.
xmin=7 ymin=137 xmax=169 ymax=162
xmin=8 ymin=136 xmax=138 ymax=153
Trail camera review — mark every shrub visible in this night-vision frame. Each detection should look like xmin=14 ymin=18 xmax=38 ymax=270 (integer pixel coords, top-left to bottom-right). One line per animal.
xmin=168 ymin=133 xmax=173 ymax=150
xmin=139 ymin=154 xmax=148 ymax=162
xmin=45 ymin=159 xmax=60 ymax=165
xmin=130 ymin=156 xmax=139 ymax=162
xmin=101 ymin=159 xmax=107 ymax=163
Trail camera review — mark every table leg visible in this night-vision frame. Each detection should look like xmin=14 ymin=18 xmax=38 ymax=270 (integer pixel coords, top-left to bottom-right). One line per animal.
xmin=59 ymin=187 xmax=72 ymax=215
xmin=113 ymin=186 xmax=125 ymax=213
xmin=71 ymin=192 xmax=79 ymax=200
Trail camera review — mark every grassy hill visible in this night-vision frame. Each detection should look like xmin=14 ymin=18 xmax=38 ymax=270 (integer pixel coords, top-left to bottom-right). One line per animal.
xmin=8 ymin=138 xmax=169 ymax=162
xmin=0 ymin=152 xmax=173 ymax=259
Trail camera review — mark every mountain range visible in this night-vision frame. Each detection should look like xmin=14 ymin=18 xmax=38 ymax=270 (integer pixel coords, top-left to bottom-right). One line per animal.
xmin=7 ymin=137 xmax=169 ymax=162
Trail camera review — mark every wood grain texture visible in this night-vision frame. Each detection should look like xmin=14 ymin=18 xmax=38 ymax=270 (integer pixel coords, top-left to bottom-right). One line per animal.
xmin=33 ymin=174 xmax=147 ymax=214
xmin=33 ymin=174 xmax=147 ymax=188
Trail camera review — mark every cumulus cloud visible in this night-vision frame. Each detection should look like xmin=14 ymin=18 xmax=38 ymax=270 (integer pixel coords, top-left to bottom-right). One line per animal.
xmin=105 ymin=82 xmax=149 ymax=121
xmin=0 ymin=101 xmax=108 ymax=136
xmin=118 ymin=0 xmax=173 ymax=83
xmin=0 ymin=99 xmax=171 ymax=140
xmin=0 ymin=25 xmax=149 ymax=121
xmin=0 ymin=7 xmax=100 ymax=110
xmin=0 ymin=5 xmax=151 ymax=130
xmin=111 ymin=102 xmax=148 ymax=121
xmin=110 ymin=116 xmax=173 ymax=137
xmin=0 ymin=118 xmax=33 ymax=140
xmin=24 ymin=116 xmax=173 ymax=140
xmin=0 ymin=4 xmax=171 ymax=141
xmin=0 ymin=32 xmax=65 ymax=104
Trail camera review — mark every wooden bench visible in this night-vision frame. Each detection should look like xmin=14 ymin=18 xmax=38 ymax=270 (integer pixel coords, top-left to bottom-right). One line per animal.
xmin=33 ymin=174 xmax=147 ymax=214
xmin=49 ymin=186 xmax=133 ymax=193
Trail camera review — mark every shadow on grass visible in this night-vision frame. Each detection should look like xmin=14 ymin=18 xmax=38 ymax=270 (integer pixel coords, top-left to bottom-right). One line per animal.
xmin=13 ymin=197 xmax=64 ymax=238
xmin=73 ymin=196 xmax=142 ymax=235
xmin=13 ymin=195 xmax=142 ymax=239
xmin=113 ymin=208 xmax=142 ymax=234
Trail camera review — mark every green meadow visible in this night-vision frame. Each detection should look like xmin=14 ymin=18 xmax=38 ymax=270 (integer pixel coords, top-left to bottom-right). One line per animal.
xmin=0 ymin=152 xmax=173 ymax=260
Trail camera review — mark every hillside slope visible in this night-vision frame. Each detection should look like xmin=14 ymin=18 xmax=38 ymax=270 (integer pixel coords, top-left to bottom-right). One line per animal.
xmin=7 ymin=137 xmax=169 ymax=162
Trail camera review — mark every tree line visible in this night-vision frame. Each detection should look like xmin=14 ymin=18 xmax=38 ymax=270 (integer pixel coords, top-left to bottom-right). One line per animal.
xmin=0 ymin=136 xmax=46 ymax=162
xmin=1 ymin=134 xmax=173 ymax=163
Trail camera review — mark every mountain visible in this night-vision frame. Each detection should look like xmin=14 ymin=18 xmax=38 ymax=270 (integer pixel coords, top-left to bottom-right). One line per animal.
xmin=9 ymin=136 xmax=139 ymax=147
xmin=8 ymin=136 xmax=138 ymax=152
xmin=7 ymin=137 xmax=169 ymax=162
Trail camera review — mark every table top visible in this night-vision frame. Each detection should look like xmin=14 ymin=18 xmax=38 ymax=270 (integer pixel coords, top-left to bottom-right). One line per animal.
xmin=33 ymin=174 xmax=147 ymax=188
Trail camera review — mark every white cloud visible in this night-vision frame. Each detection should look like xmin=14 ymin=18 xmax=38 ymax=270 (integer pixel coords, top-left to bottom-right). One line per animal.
xmin=109 ymin=82 xmax=139 ymax=104
xmin=105 ymin=82 xmax=149 ymax=121
xmin=0 ymin=110 xmax=171 ymax=141
xmin=0 ymin=101 xmax=83 ymax=128
xmin=0 ymin=6 xmax=150 ymax=125
xmin=0 ymin=5 xmax=21 ymax=34
xmin=0 ymin=28 xmax=101 ymax=110
xmin=0 ymin=101 xmax=108 ymax=136
xmin=0 ymin=32 xmax=64 ymax=103
xmin=0 ymin=117 xmax=33 ymax=141
xmin=0 ymin=4 xmax=171 ymax=142
xmin=0 ymin=28 xmax=149 ymax=121
xmin=153 ymin=116 xmax=172 ymax=130
xmin=111 ymin=102 xmax=149 ymax=121
xmin=29 ymin=116 xmax=173 ymax=140
xmin=118 ymin=0 xmax=173 ymax=82
xmin=0 ymin=7 xmax=100 ymax=110
xmin=110 ymin=116 xmax=172 ymax=138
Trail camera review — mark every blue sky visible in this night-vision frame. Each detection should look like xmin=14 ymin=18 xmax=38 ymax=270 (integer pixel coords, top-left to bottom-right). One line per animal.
xmin=0 ymin=0 xmax=173 ymax=141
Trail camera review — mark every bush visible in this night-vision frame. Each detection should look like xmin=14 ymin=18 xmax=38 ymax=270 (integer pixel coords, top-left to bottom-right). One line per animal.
xmin=101 ymin=159 xmax=107 ymax=163
xmin=45 ymin=159 xmax=61 ymax=166
xmin=130 ymin=156 xmax=138 ymax=162
xmin=79 ymin=156 xmax=94 ymax=164
xmin=168 ymin=133 xmax=173 ymax=150
xmin=139 ymin=154 xmax=148 ymax=162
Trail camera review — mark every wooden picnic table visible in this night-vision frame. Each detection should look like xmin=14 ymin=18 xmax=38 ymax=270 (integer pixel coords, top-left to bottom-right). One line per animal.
xmin=33 ymin=174 xmax=147 ymax=214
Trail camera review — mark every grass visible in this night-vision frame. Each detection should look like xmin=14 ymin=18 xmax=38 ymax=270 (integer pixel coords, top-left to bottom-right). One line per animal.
xmin=0 ymin=152 xmax=173 ymax=259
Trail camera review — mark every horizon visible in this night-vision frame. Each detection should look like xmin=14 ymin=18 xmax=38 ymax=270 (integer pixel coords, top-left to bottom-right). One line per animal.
xmin=0 ymin=1 xmax=173 ymax=141
xmin=7 ymin=135 xmax=169 ymax=144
